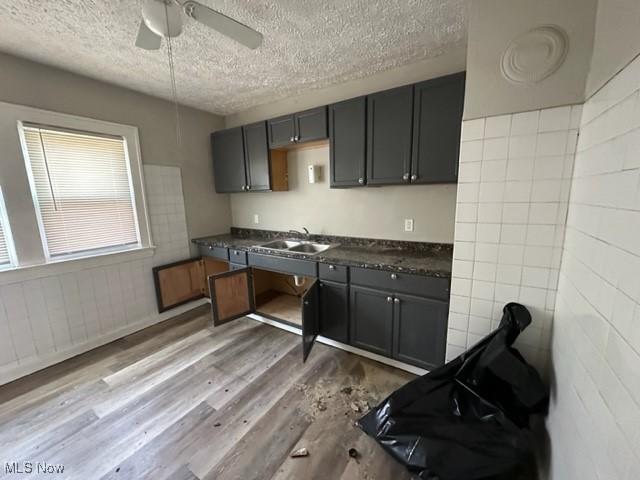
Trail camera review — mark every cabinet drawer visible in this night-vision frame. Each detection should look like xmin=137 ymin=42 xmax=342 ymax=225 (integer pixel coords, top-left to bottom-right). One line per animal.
xmin=248 ymin=253 xmax=317 ymax=277
xmin=199 ymin=245 xmax=229 ymax=261
xmin=350 ymin=267 xmax=449 ymax=300
xmin=318 ymin=263 xmax=348 ymax=283
xmin=229 ymin=262 xmax=246 ymax=271
xmin=229 ymin=249 xmax=248 ymax=265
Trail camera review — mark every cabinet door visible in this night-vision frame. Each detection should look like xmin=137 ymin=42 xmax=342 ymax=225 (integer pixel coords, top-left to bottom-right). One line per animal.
xmin=412 ymin=72 xmax=465 ymax=184
xmin=208 ymin=268 xmax=255 ymax=327
xmin=294 ymin=106 xmax=328 ymax=143
xmin=329 ymin=97 xmax=366 ymax=187
xmin=153 ymin=259 xmax=205 ymax=313
xmin=366 ymin=85 xmax=414 ymax=185
xmin=268 ymin=115 xmax=295 ymax=148
xmin=302 ymin=279 xmax=320 ymax=362
xmin=211 ymin=127 xmax=247 ymax=193
xmin=243 ymin=121 xmax=271 ymax=191
xmin=349 ymin=285 xmax=393 ymax=356
xmin=319 ymin=280 xmax=349 ymax=343
xmin=392 ymin=293 xmax=448 ymax=369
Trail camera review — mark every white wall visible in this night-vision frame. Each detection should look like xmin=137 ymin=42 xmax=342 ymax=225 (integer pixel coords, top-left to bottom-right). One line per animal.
xmin=586 ymin=0 xmax=640 ymax=96
xmin=545 ymin=31 xmax=640 ymax=480
xmin=0 ymin=165 xmax=203 ymax=385
xmin=231 ymin=144 xmax=457 ymax=243
xmin=464 ymin=0 xmax=596 ymax=120
xmin=447 ymin=106 xmax=579 ymax=372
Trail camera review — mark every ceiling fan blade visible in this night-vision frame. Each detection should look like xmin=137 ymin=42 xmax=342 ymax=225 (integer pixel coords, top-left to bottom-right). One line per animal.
xmin=183 ymin=1 xmax=263 ymax=49
xmin=135 ymin=19 xmax=162 ymax=50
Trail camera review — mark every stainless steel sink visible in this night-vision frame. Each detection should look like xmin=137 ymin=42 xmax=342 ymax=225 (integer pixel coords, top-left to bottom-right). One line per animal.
xmin=260 ymin=239 xmax=302 ymax=250
xmin=254 ymin=238 xmax=337 ymax=256
xmin=288 ymin=243 xmax=333 ymax=254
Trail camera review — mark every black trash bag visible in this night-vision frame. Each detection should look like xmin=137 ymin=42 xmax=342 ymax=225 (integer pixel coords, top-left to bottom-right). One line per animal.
xmin=357 ymin=302 xmax=549 ymax=480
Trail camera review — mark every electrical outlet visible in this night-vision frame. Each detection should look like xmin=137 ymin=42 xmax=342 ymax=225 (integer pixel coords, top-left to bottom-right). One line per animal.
xmin=253 ymin=214 xmax=260 ymax=225
xmin=404 ymin=218 xmax=414 ymax=232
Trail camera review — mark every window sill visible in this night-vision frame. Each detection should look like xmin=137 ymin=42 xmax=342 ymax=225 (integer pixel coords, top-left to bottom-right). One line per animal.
xmin=0 ymin=245 xmax=156 ymax=286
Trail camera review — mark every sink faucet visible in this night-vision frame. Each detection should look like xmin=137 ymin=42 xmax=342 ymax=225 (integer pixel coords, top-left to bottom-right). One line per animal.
xmin=289 ymin=227 xmax=310 ymax=239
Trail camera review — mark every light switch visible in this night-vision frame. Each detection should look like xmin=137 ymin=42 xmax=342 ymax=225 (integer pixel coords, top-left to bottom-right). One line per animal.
xmin=404 ymin=218 xmax=414 ymax=232
xmin=253 ymin=214 xmax=260 ymax=224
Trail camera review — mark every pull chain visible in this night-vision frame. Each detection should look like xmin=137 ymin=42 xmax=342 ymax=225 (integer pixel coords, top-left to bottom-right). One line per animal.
xmin=164 ymin=1 xmax=182 ymax=147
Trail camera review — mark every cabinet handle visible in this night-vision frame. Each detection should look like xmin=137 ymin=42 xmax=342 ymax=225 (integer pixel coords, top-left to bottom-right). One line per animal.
xmin=290 ymin=136 xmax=295 ymax=142
xmin=402 ymin=173 xmax=409 ymax=181
xmin=208 ymin=245 xmax=213 ymax=250
xmin=328 ymin=265 xmax=336 ymax=270
xmin=394 ymin=298 xmax=400 ymax=304
xmin=411 ymin=174 xmax=417 ymax=181
xmin=386 ymin=296 xmax=393 ymax=303
xmin=241 ymin=185 xmax=246 ymax=191
xmin=358 ymin=177 xmax=364 ymax=185
xmin=304 ymin=300 xmax=309 ymax=306
xmin=390 ymin=273 xmax=398 ymax=280
xmin=246 ymin=185 xmax=251 ymax=190
xmin=294 ymin=135 xmax=300 ymax=142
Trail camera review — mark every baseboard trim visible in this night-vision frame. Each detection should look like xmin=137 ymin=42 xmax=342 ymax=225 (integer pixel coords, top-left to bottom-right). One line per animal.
xmin=246 ymin=313 xmax=428 ymax=376
xmin=0 ymin=298 xmax=208 ymax=386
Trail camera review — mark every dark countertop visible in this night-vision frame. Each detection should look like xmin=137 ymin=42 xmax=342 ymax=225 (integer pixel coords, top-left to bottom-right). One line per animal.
xmin=192 ymin=229 xmax=452 ymax=279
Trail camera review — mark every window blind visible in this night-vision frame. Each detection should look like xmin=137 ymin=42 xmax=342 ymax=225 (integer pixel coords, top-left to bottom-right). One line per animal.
xmin=22 ymin=125 xmax=139 ymax=258
xmin=0 ymin=219 xmax=10 ymax=266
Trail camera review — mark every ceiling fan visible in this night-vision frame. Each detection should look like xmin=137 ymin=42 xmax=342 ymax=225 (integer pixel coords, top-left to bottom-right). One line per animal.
xmin=135 ymin=0 xmax=263 ymax=50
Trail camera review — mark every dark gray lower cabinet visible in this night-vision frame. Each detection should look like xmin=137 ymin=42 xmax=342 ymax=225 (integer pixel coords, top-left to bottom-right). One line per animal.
xmin=302 ymin=279 xmax=320 ymax=362
xmin=319 ymin=280 xmax=349 ymax=343
xmin=350 ymin=285 xmax=393 ymax=356
xmin=392 ymin=293 xmax=448 ymax=369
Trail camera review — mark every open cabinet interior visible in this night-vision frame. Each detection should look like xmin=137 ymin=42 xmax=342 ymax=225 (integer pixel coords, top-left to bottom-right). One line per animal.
xmin=253 ymin=269 xmax=314 ymax=326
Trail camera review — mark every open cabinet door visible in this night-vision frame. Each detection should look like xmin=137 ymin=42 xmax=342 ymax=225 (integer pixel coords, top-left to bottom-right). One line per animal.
xmin=302 ymin=279 xmax=320 ymax=362
xmin=208 ymin=268 xmax=255 ymax=326
xmin=153 ymin=259 xmax=205 ymax=313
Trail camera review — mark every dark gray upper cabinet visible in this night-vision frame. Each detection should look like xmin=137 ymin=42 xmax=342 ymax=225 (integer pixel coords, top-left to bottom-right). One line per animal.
xmin=242 ymin=121 xmax=271 ymax=191
xmin=211 ymin=127 xmax=246 ymax=193
xmin=267 ymin=114 xmax=296 ymax=148
xmin=329 ymin=97 xmax=366 ymax=188
xmin=295 ymin=107 xmax=328 ymax=143
xmin=319 ymin=280 xmax=349 ymax=343
xmin=411 ymin=72 xmax=465 ymax=184
xmin=392 ymin=293 xmax=448 ymax=369
xmin=268 ymin=107 xmax=328 ymax=148
xmin=350 ymin=285 xmax=393 ymax=356
xmin=366 ymin=85 xmax=414 ymax=185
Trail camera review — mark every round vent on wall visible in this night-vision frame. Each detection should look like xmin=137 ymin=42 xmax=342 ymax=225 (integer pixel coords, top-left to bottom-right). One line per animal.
xmin=500 ymin=25 xmax=569 ymax=85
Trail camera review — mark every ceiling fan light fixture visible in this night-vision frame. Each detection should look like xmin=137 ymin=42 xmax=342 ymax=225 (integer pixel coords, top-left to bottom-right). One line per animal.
xmin=141 ymin=0 xmax=183 ymax=38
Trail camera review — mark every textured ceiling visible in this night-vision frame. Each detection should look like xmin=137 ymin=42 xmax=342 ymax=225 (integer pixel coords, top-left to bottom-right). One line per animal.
xmin=0 ymin=0 xmax=467 ymax=116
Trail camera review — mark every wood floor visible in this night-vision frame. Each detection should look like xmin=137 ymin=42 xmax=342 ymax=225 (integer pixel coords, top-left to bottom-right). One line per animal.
xmin=0 ymin=305 xmax=416 ymax=480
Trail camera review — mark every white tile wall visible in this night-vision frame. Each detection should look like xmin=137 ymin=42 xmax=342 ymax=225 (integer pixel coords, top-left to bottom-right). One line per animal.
xmin=547 ymin=54 xmax=640 ymax=480
xmin=0 ymin=165 xmax=192 ymax=384
xmin=449 ymin=106 xmax=580 ymax=371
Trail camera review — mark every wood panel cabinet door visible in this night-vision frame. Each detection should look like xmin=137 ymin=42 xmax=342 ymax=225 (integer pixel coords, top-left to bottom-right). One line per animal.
xmin=392 ymin=293 xmax=448 ymax=369
xmin=412 ymin=72 xmax=465 ymax=184
xmin=268 ymin=115 xmax=296 ymax=148
xmin=319 ymin=280 xmax=349 ymax=343
xmin=153 ymin=259 xmax=205 ymax=313
xmin=211 ymin=127 xmax=246 ymax=193
xmin=208 ymin=268 xmax=255 ymax=326
xmin=302 ymin=279 xmax=320 ymax=362
xmin=329 ymin=97 xmax=366 ymax=188
xmin=295 ymin=106 xmax=328 ymax=143
xmin=243 ymin=121 xmax=271 ymax=191
xmin=366 ymin=85 xmax=414 ymax=185
xmin=349 ymin=285 xmax=393 ymax=356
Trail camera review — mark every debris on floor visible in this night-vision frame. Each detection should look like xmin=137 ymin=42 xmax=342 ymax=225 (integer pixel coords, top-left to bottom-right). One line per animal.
xmin=290 ymin=447 xmax=309 ymax=458
xmin=348 ymin=448 xmax=359 ymax=459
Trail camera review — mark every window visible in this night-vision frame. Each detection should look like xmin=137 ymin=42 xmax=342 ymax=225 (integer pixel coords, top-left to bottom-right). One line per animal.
xmin=21 ymin=124 xmax=140 ymax=259
xmin=0 ymin=189 xmax=15 ymax=268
